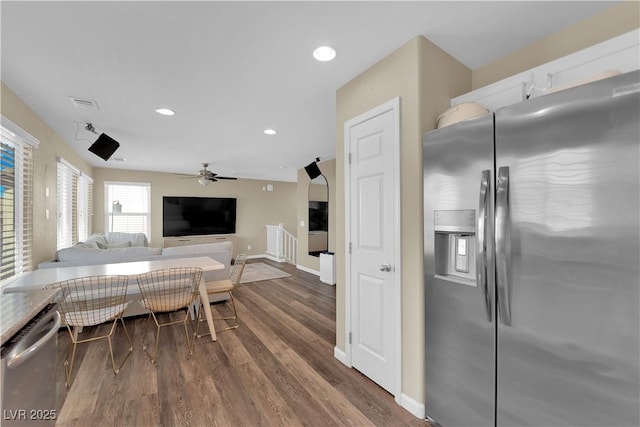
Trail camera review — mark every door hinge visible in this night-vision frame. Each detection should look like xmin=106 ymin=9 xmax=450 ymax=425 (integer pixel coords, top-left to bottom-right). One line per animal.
xmin=349 ymin=332 xmax=352 ymax=344
xmin=348 ymin=152 xmax=352 ymax=165
xmin=349 ymin=242 xmax=352 ymax=254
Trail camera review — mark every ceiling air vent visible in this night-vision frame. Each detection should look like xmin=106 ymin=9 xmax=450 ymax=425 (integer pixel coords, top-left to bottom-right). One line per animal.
xmin=68 ymin=96 xmax=99 ymax=110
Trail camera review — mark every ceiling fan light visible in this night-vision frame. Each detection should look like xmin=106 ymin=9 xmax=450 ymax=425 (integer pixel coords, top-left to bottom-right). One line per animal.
xmin=198 ymin=178 xmax=211 ymax=186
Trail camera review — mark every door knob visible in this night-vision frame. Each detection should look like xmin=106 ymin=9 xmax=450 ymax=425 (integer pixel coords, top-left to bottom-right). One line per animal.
xmin=379 ymin=263 xmax=392 ymax=272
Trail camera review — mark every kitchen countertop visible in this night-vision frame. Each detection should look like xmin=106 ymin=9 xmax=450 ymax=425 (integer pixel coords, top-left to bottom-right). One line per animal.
xmin=0 ymin=289 xmax=60 ymax=346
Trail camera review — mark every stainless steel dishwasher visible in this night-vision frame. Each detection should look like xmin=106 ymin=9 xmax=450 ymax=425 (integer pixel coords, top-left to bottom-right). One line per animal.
xmin=1 ymin=290 xmax=61 ymax=426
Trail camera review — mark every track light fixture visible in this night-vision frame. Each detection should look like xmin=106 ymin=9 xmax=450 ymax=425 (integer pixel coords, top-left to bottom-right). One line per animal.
xmin=80 ymin=123 xmax=120 ymax=161
xmin=304 ymin=157 xmax=322 ymax=180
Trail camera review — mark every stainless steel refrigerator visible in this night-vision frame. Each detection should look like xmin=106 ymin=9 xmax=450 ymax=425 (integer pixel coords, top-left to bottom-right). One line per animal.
xmin=423 ymin=70 xmax=639 ymax=427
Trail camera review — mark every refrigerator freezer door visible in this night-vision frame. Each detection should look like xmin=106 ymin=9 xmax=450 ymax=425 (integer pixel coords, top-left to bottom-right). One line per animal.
xmin=495 ymin=70 xmax=640 ymax=426
xmin=424 ymin=114 xmax=495 ymax=427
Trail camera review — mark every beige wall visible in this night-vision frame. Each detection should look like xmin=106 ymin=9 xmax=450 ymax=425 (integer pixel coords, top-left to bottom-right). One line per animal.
xmin=296 ymin=159 xmax=336 ymax=272
xmin=335 ymin=36 xmax=471 ymax=403
xmin=473 ymin=1 xmax=640 ymax=89
xmin=92 ymin=168 xmax=297 ymax=256
xmin=1 ymin=82 xmax=93 ymax=266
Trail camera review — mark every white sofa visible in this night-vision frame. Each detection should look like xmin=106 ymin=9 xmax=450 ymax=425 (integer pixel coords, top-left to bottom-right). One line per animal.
xmin=36 ymin=236 xmax=234 ymax=317
xmin=86 ymin=232 xmax=149 ymax=248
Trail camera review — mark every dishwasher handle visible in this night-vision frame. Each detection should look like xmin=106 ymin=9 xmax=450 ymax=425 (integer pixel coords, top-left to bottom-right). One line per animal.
xmin=7 ymin=310 xmax=60 ymax=370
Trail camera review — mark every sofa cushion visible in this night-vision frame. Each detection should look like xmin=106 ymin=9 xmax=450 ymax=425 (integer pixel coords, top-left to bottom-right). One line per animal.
xmin=106 ymin=232 xmax=148 ymax=247
xmin=85 ymin=234 xmax=108 ymax=246
xmin=56 ymin=246 xmax=162 ymax=263
xmin=55 ymin=241 xmax=99 ymax=260
xmin=96 ymin=240 xmax=131 ymax=249
xmin=74 ymin=241 xmax=100 ymax=249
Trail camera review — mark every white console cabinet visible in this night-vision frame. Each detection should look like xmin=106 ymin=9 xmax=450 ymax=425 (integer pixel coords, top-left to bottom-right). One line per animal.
xmin=163 ymin=235 xmax=235 ymax=248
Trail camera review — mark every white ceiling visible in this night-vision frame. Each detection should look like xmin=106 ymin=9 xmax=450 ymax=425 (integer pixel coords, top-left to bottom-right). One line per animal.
xmin=1 ymin=1 xmax=617 ymax=182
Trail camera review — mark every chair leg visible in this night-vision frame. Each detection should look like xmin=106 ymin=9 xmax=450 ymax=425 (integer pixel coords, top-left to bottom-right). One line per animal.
xmin=106 ymin=317 xmax=134 ymax=375
xmin=215 ymin=293 xmax=240 ymax=332
xmin=182 ymin=310 xmax=195 ymax=355
xmin=195 ymin=302 xmax=210 ymax=338
xmin=142 ymin=310 xmax=197 ymax=362
xmin=106 ymin=319 xmax=119 ymax=375
xmin=196 ymin=293 xmax=239 ymax=337
xmin=120 ymin=317 xmax=134 ymax=354
xmin=141 ymin=312 xmax=159 ymax=364
xmin=64 ymin=319 xmax=135 ymax=387
xmin=63 ymin=332 xmax=78 ymax=388
xmin=194 ymin=303 xmax=203 ymax=338
xmin=227 ymin=292 xmax=239 ymax=329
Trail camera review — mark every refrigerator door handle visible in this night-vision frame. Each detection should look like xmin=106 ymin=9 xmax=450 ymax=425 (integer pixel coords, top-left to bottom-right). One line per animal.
xmin=495 ymin=166 xmax=512 ymax=326
xmin=477 ymin=169 xmax=492 ymax=321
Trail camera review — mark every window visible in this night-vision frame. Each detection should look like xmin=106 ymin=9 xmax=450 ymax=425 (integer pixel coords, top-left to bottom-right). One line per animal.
xmin=105 ymin=182 xmax=150 ymax=237
xmin=57 ymin=158 xmax=93 ymax=250
xmin=1 ymin=117 xmax=38 ymax=285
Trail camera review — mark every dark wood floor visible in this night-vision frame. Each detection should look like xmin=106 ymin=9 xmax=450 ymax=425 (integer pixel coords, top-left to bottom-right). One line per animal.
xmin=54 ymin=258 xmax=430 ymax=426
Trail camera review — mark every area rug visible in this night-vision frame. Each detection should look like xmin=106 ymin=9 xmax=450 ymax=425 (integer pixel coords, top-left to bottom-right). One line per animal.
xmin=240 ymin=262 xmax=291 ymax=283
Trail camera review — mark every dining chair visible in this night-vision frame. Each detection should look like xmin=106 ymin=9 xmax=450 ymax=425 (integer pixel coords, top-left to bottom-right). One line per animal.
xmin=45 ymin=275 xmax=133 ymax=388
xmin=197 ymin=253 xmax=247 ymax=337
xmin=135 ymin=267 xmax=203 ymax=363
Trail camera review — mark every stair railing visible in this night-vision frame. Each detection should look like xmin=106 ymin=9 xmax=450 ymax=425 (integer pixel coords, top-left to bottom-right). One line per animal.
xmin=265 ymin=223 xmax=297 ymax=265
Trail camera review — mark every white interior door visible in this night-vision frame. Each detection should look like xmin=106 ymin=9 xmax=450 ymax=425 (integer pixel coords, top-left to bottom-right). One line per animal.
xmin=345 ymin=98 xmax=400 ymax=395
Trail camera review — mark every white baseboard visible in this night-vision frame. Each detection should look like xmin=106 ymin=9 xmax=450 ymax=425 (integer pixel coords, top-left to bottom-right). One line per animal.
xmin=398 ymin=393 xmax=425 ymax=419
xmin=255 ymin=253 xmax=283 ymax=262
xmin=296 ymin=264 xmax=320 ymax=276
xmin=334 ymin=345 xmax=424 ymax=420
xmin=333 ymin=346 xmax=349 ymax=366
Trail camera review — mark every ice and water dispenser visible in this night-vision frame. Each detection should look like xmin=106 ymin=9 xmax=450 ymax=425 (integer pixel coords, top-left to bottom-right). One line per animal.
xmin=433 ymin=210 xmax=476 ymax=286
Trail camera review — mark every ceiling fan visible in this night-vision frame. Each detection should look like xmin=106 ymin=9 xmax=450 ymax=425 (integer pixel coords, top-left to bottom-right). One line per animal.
xmin=178 ymin=163 xmax=237 ymax=185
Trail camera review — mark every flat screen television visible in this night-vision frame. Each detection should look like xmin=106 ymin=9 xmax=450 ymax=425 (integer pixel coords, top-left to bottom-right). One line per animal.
xmin=163 ymin=196 xmax=236 ymax=237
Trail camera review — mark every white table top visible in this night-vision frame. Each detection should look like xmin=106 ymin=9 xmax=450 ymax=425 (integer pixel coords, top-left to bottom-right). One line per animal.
xmin=3 ymin=256 xmax=223 ymax=293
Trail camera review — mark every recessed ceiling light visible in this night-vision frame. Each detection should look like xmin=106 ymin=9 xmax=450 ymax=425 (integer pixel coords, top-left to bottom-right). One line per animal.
xmin=155 ymin=107 xmax=175 ymax=116
xmin=264 ymin=128 xmax=277 ymax=135
xmin=313 ymin=46 xmax=336 ymax=62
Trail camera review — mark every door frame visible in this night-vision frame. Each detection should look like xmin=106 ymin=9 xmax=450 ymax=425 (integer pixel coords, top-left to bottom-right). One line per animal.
xmin=343 ymin=97 xmax=402 ymax=400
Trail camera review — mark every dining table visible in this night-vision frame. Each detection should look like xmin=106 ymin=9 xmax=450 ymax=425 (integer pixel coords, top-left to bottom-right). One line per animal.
xmin=2 ymin=256 xmax=224 ymax=341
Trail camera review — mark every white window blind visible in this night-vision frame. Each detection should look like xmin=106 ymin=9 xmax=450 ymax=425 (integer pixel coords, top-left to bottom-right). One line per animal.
xmin=1 ymin=117 xmax=38 ymax=286
xmin=78 ymin=174 xmax=93 ymax=242
xmin=57 ymin=158 xmax=77 ymax=249
xmin=57 ymin=158 xmax=93 ymax=250
xmin=105 ymin=182 xmax=150 ymax=237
